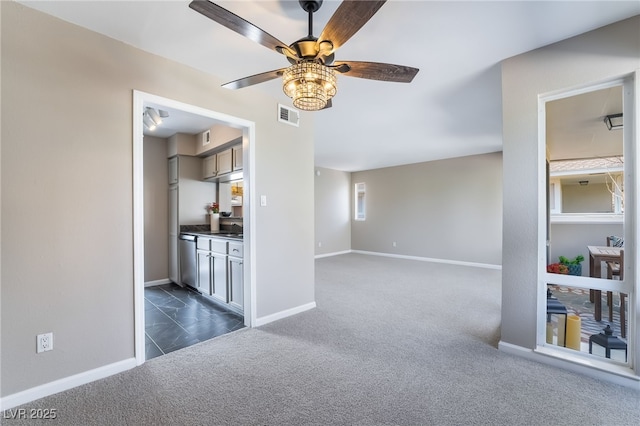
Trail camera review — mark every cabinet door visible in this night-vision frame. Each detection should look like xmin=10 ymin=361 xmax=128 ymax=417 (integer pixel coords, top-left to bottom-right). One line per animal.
xmin=169 ymin=236 xmax=179 ymax=284
xmin=168 ymin=185 xmax=179 ymax=284
xmin=228 ymin=256 xmax=243 ymax=312
xmin=232 ymin=145 xmax=243 ymax=171
xmin=168 ymin=157 xmax=178 ymax=185
xmin=210 ymin=252 xmax=228 ymax=303
xmin=217 ymin=149 xmax=233 ymax=175
xmin=196 ymin=251 xmax=212 ymax=296
xmin=202 ymin=155 xmax=217 ymax=179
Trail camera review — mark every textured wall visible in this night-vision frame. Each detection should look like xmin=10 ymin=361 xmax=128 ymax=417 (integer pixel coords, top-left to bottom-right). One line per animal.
xmin=143 ymin=136 xmax=170 ymax=283
xmin=350 ymin=153 xmax=503 ymax=266
xmin=501 ymin=16 xmax=639 ymax=350
xmin=1 ymin=1 xmax=315 ymax=397
xmin=314 ymin=167 xmax=351 ymax=256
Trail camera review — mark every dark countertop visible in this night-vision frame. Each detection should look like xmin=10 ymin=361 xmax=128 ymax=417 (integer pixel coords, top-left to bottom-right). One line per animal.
xmin=181 ymin=231 xmax=243 ymax=241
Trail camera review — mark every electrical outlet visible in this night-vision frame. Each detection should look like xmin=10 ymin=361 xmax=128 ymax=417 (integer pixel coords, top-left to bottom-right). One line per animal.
xmin=260 ymin=195 xmax=267 ymax=206
xmin=37 ymin=332 xmax=53 ymax=353
xmin=392 ymin=241 xmax=397 ymax=247
xmin=318 ymin=242 xmax=322 ymax=248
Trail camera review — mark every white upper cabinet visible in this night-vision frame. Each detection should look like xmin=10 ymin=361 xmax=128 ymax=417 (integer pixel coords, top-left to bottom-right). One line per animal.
xmin=232 ymin=145 xmax=243 ymax=171
xmin=202 ymin=154 xmax=218 ymax=180
xmin=217 ymin=149 xmax=233 ymax=175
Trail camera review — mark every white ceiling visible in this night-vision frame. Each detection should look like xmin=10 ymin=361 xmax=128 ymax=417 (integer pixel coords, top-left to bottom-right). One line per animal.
xmin=20 ymin=1 xmax=640 ymax=171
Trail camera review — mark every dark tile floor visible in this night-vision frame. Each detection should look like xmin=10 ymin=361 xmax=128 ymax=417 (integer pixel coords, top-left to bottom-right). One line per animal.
xmin=145 ymin=283 xmax=245 ymax=360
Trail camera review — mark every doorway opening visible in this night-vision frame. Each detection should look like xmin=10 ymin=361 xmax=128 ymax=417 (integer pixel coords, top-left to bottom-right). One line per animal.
xmin=133 ymin=91 xmax=256 ymax=364
xmin=538 ymin=76 xmax=635 ymax=373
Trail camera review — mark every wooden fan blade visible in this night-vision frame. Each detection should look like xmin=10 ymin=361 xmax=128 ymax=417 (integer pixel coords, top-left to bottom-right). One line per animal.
xmin=222 ymin=68 xmax=287 ymax=90
xmin=189 ymin=1 xmax=296 ymax=57
xmin=332 ymin=61 xmax=419 ymax=83
xmin=319 ymin=0 xmax=386 ymax=52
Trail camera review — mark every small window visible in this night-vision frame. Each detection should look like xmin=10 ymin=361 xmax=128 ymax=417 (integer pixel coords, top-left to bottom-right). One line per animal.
xmin=355 ymin=182 xmax=366 ymax=221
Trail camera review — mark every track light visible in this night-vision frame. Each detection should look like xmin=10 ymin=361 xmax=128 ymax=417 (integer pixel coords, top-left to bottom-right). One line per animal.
xmin=143 ymin=113 xmax=157 ymax=131
xmin=145 ymin=107 xmax=162 ymax=126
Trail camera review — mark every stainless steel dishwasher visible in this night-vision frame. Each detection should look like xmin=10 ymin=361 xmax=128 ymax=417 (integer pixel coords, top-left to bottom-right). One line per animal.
xmin=179 ymin=234 xmax=197 ymax=288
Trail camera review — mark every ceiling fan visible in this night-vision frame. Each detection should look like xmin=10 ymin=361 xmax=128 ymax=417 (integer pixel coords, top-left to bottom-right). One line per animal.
xmin=189 ymin=0 xmax=419 ymax=111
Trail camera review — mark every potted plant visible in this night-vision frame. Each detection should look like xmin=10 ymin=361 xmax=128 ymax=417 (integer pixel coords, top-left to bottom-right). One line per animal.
xmin=559 ymin=255 xmax=584 ymax=276
xmin=547 ymin=255 xmax=584 ymax=276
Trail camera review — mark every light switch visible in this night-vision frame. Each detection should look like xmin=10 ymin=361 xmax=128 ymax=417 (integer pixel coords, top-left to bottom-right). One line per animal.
xmin=260 ymin=195 xmax=267 ymax=206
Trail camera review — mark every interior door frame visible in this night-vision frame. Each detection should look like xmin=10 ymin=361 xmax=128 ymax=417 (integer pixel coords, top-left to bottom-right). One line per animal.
xmin=132 ymin=90 xmax=256 ymax=365
xmin=536 ymin=72 xmax=638 ymax=377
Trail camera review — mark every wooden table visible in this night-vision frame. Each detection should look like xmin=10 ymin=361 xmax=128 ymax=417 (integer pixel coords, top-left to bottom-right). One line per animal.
xmin=588 ymin=245 xmax=622 ymax=321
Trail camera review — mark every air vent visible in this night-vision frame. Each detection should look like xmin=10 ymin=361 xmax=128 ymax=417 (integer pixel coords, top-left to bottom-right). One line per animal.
xmin=278 ymin=104 xmax=299 ymax=127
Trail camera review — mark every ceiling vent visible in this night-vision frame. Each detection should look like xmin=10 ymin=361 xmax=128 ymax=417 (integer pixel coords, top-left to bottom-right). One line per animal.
xmin=278 ymin=104 xmax=299 ymax=127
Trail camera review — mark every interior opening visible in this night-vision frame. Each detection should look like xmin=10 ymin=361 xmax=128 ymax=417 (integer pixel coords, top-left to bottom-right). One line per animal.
xmin=542 ymin=82 xmax=632 ymax=367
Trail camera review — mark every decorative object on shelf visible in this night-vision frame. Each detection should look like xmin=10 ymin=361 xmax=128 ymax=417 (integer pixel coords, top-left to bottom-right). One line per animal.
xmin=588 ymin=325 xmax=627 ymax=361
xmin=206 ymin=202 xmax=219 ymax=214
xmin=221 ymin=211 xmax=232 ymax=217
xmin=547 ymin=255 xmax=584 ymax=276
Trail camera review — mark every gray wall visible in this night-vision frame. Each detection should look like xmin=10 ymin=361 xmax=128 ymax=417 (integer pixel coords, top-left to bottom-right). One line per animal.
xmin=562 ymin=182 xmax=613 ymax=213
xmin=143 ymin=136 xmax=169 ymax=283
xmin=314 ymin=167 xmax=351 ymax=256
xmin=501 ymin=16 xmax=639 ymax=350
xmin=1 ymin=2 xmax=314 ymax=397
xmin=350 ymin=153 xmax=503 ymax=266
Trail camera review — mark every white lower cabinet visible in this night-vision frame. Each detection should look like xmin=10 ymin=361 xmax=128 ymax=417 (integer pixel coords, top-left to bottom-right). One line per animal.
xmin=228 ymin=255 xmax=243 ymax=311
xmin=196 ymin=250 xmax=213 ymax=296
xmin=210 ymin=251 xmax=228 ymax=303
xmin=196 ymin=237 xmax=243 ymax=314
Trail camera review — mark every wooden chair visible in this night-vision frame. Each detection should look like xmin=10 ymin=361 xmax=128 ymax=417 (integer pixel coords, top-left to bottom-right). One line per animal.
xmin=605 ymin=245 xmax=626 ymax=338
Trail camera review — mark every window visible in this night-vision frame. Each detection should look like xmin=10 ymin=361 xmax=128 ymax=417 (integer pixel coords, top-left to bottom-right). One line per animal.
xmin=355 ymin=182 xmax=366 ymax=221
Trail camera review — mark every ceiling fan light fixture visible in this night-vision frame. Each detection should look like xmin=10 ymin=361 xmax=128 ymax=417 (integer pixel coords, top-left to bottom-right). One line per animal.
xmin=282 ymin=61 xmax=336 ymax=111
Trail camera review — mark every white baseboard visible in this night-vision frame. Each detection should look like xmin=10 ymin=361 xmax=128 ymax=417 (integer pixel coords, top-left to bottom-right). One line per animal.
xmin=0 ymin=358 xmax=137 ymax=411
xmin=498 ymin=340 xmax=639 ymax=390
xmin=315 ymin=250 xmax=352 ymax=259
xmin=254 ymin=302 xmax=317 ymax=327
xmin=351 ymin=250 xmax=502 ymax=270
xmin=144 ymin=278 xmax=172 ymax=288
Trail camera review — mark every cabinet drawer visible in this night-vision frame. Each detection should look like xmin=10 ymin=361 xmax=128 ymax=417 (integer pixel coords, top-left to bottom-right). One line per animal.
xmin=196 ymin=238 xmax=210 ymax=251
xmin=211 ymin=240 xmax=228 ymax=254
xmin=228 ymin=242 xmax=243 ymax=258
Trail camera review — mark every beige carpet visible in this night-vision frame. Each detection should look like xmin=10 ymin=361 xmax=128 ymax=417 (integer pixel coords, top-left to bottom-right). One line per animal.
xmin=2 ymin=253 xmax=638 ymax=425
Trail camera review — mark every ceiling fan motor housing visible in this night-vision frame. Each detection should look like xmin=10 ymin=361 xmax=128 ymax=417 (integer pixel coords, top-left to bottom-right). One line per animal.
xmin=299 ymin=0 xmax=322 ymax=13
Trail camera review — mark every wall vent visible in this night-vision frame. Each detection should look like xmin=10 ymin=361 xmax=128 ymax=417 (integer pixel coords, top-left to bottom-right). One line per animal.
xmin=278 ymin=104 xmax=299 ymax=127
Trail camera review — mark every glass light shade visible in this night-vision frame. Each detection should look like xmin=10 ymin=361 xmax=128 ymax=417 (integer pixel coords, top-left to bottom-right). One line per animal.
xmin=283 ymin=62 xmax=337 ymax=111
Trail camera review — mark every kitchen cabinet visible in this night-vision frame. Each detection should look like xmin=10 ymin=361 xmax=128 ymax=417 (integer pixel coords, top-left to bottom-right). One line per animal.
xmin=217 ymin=149 xmax=233 ymax=175
xmin=228 ymin=242 xmax=244 ymax=311
xmin=168 ymin=185 xmax=178 ymax=283
xmin=195 ymin=236 xmax=243 ymax=314
xmin=232 ymin=145 xmax=243 ymax=171
xmin=168 ymin=156 xmax=216 ymax=286
xmin=168 ymin=156 xmax=178 ymax=185
xmin=202 ymin=154 xmax=218 ymax=180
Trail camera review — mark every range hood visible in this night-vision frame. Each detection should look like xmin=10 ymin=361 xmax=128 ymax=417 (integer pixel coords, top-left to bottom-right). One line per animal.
xmin=205 ymin=171 xmax=243 ymax=183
